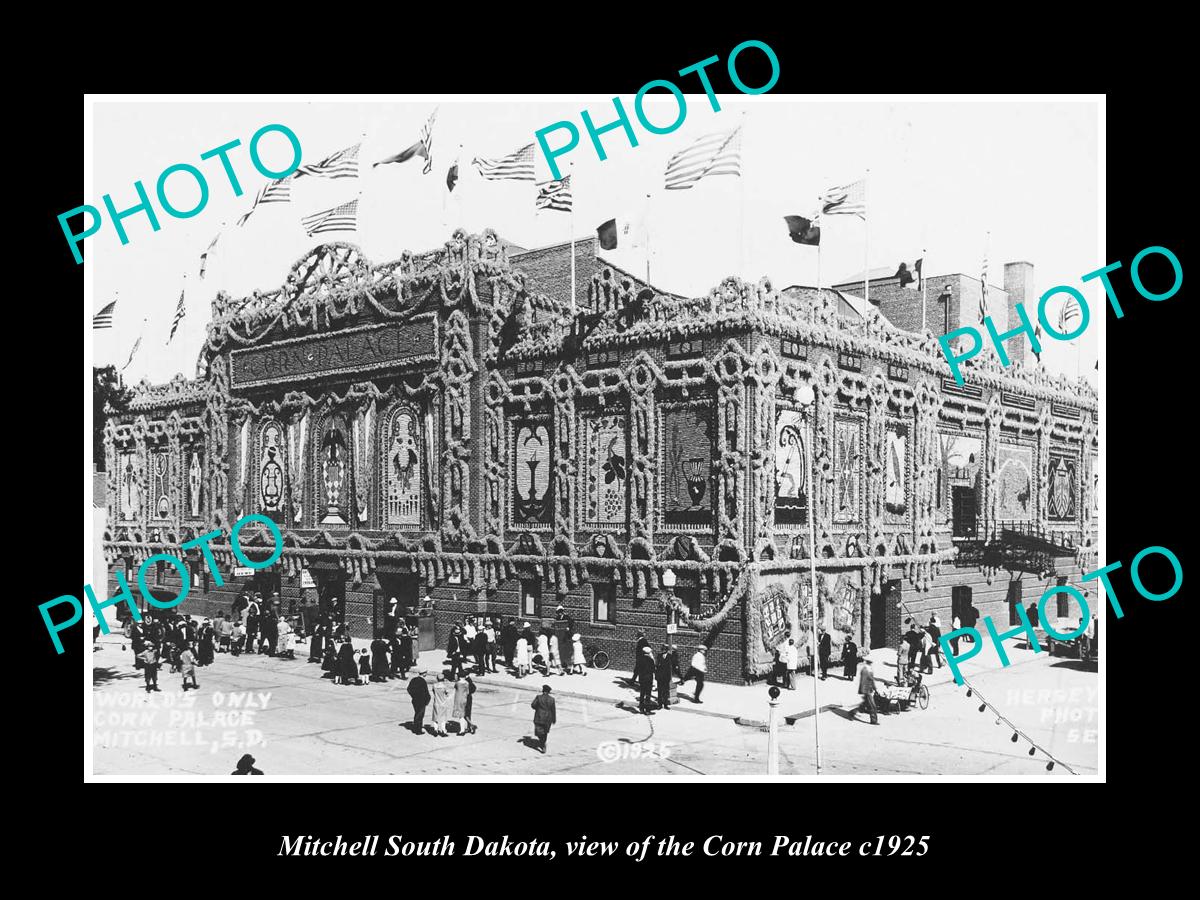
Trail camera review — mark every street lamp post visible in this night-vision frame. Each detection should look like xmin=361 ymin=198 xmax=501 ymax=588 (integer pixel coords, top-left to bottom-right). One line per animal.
xmin=767 ymin=684 xmax=782 ymax=775
xmin=796 ymin=381 xmax=822 ymax=775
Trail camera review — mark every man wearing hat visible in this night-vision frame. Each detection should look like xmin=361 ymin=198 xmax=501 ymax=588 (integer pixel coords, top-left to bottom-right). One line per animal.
xmin=530 ymin=685 xmax=557 ymax=753
xmin=231 ymin=754 xmax=263 ymax=775
xmin=635 ymin=646 xmax=656 ymax=714
xmin=655 ymin=645 xmax=674 ymax=710
xmin=855 ymin=652 xmax=880 ymax=725
xmin=407 ymin=671 xmax=431 ymax=734
xmin=684 ymin=645 xmax=708 ymax=703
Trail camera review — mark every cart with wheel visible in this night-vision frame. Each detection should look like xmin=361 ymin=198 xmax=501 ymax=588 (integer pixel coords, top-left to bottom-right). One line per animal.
xmin=876 ymin=671 xmax=930 ymax=713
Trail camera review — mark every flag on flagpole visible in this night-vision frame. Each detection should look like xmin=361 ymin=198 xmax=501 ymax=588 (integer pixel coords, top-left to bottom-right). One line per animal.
xmin=168 ymin=283 xmax=186 ymax=344
xmin=301 ymin=199 xmax=359 ymax=237
xmin=783 ymin=215 xmax=821 ymax=246
xmin=1058 ymin=296 xmax=1082 ymax=333
xmin=895 ymin=258 xmax=922 ymax=290
xmin=596 ymin=211 xmax=647 ymax=251
xmin=295 ymin=143 xmax=360 ymax=179
xmin=373 ymin=109 xmax=437 ymax=172
xmin=819 ymin=179 xmax=866 ymax=217
xmin=535 ymin=176 xmax=573 ymax=212
xmin=446 ymin=159 xmax=459 ymax=192
xmin=664 ymin=127 xmax=742 ymax=190
xmin=1032 ymin=323 xmax=1043 ymax=363
xmin=237 ymin=178 xmax=292 ymax=227
xmin=472 ymin=143 xmax=535 ymax=181
xmin=979 ymin=250 xmax=990 ymax=321
xmin=92 ymin=299 xmax=117 ymax=330
xmin=198 ymin=232 xmax=221 ymax=279
xmin=122 ymin=334 xmax=143 ymax=371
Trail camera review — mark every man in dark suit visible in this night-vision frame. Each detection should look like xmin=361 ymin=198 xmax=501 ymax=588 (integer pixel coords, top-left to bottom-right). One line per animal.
xmin=636 ymin=647 xmax=656 ymax=714
xmin=856 ymin=654 xmax=879 ymax=725
xmin=407 ymin=672 xmax=431 ymax=734
xmin=655 ymin=646 xmax=674 ymax=711
xmin=531 ymin=685 xmax=557 ymax=753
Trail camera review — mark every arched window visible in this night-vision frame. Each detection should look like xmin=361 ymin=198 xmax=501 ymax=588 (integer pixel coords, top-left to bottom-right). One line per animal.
xmin=381 ymin=404 xmax=422 ymax=526
xmin=257 ymin=421 xmax=287 ymax=517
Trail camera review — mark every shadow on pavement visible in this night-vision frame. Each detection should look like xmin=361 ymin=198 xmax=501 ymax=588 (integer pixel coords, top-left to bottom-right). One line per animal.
xmin=93 ymin=667 xmax=141 ymax=688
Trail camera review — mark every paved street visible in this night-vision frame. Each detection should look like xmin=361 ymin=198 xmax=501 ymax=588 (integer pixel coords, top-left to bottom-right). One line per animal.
xmin=91 ymin=635 xmax=1098 ymax=777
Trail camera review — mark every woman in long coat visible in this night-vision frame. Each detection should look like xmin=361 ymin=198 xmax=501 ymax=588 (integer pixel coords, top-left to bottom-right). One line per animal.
xmin=337 ymin=641 xmax=359 ymax=686
xmin=397 ymin=626 xmax=415 ymax=677
xmin=370 ymin=633 xmax=390 ymax=682
xmin=308 ymin=618 xmax=326 ymax=663
xmin=431 ymin=676 xmax=453 ymax=736
xmin=197 ymin=621 xmax=215 ymax=666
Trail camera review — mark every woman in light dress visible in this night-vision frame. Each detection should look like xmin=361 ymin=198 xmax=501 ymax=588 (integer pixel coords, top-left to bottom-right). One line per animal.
xmin=570 ymin=633 xmax=585 ymax=675
xmin=547 ymin=630 xmax=563 ymax=675
xmin=515 ymin=635 xmax=531 ymax=678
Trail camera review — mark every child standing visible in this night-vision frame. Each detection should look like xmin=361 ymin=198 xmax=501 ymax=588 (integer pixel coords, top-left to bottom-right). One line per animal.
xmin=231 ymin=621 xmax=245 ymax=656
xmin=357 ymin=649 xmax=372 ymax=685
xmin=139 ymin=642 xmax=161 ymax=692
xmin=180 ymin=646 xmax=199 ymax=691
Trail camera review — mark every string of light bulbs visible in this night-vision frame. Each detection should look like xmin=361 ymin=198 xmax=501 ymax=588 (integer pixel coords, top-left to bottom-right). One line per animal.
xmin=892 ymin=594 xmax=1078 ymax=775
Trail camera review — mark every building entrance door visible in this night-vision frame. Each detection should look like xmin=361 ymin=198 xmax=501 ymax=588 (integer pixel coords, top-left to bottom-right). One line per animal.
xmin=870 ymin=579 xmax=902 ymax=649
xmin=315 ymin=571 xmax=347 ymax=625
xmin=376 ymin=573 xmax=422 ymax=635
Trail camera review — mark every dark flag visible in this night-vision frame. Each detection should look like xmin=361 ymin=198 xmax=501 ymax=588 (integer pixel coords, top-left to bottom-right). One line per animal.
xmin=447 ymin=161 xmax=459 ymax=192
xmin=784 ymin=215 xmax=820 ymax=246
xmin=373 ymin=140 xmax=425 ymax=168
xmin=595 ymin=213 xmax=645 ymax=251
xmin=597 ymin=218 xmax=617 ymax=250
xmin=895 ymin=258 xmax=923 ymax=290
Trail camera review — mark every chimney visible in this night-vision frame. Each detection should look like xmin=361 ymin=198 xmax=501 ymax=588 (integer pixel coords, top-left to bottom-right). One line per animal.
xmin=1003 ymin=261 xmax=1035 ymax=367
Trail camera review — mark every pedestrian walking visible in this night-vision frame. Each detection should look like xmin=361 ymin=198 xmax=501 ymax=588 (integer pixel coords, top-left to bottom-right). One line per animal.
xmin=904 ymin=622 xmax=924 ymax=678
xmin=855 ymin=653 xmax=880 ymax=725
xmin=485 ymin=620 xmax=499 ymax=673
xmin=950 ymin=614 xmax=962 ymax=656
xmin=337 ymin=641 xmax=359 ymax=686
xmin=197 ymin=619 xmax=215 ymax=666
xmin=655 ymin=645 xmax=673 ymax=710
xmin=926 ymin=615 xmax=943 ymax=669
xmin=571 ymin=633 xmax=585 ymax=675
xmin=683 ymin=646 xmax=707 ymax=703
xmin=920 ymin=627 xmax=935 ymax=674
xmin=452 ymin=675 xmax=477 ymax=735
xmin=636 ymin=647 xmax=656 ymax=714
xmin=309 ymin=616 xmax=328 ymax=663
xmin=180 ymin=646 xmax=199 ymax=691
xmin=473 ymin=627 xmax=488 ymax=675
xmin=397 ymin=624 xmax=414 ymax=678
xmin=784 ymin=638 xmax=799 ymax=690
xmin=407 ymin=672 xmax=431 ymax=733
xmin=530 ymin=685 xmax=556 ymax=753
xmin=370 ymin=632 xmax=391 ymax=682
xmin=139 ymin=642 xmax=161 ymax=692
xmin=447 ymin=626 xmax=465 ymax=680
xmin=277 ymin=617 xmax=295 ymax=660
xmin=842 ymin=636 xmax=859 ymax=680
xmin=502 ymin=618 xmax=518 ymax=668
xmin=431 ymin=675 xmax=453 ymax=737
xmin=515 ymin=633 xmax=531 ymax=678
xmin=818 ymin=629 xmax=832 ymax=680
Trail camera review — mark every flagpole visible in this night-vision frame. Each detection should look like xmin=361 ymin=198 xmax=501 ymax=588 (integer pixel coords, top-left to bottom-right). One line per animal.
xmin=645 ymin=191 xmax=652 ymax=286
xmin=863 ymin=169 xmax=870 ymax=305
xmin=569 ymin=161 xmax=576 ymax=316
xmin=739 ymin=112 xmax=747 ymax=281
xmin=921 ymin=247 xmax=928 ymax=332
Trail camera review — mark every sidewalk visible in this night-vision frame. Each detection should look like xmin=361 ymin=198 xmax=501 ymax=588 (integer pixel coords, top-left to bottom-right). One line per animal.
xmin=98 ymin=623 xmax=1080 ymax=727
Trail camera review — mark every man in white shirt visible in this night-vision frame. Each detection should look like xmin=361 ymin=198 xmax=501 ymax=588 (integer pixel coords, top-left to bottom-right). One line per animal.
xmin=684 ymin=646 xmax=708 ymax=703
xmin=784 ymin=639 xmax=799 ymax=690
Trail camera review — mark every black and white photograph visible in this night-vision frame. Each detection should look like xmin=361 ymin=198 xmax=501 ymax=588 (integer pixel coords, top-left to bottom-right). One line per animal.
xmin=81 ymin=94 xmax=1108 ymax=781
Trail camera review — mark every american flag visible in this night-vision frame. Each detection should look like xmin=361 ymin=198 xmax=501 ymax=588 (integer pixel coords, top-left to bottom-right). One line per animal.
xmin=198 ymin=231 xmax=221 ymax=279
xmin=472 ymin=143 xmax=535 ymax=181
xmin=979 ymin=251 xmax=990 ymax=321
xmin=535 ymin=176 xmax=572 ymax=212
xmin=1059 ymin=296 xmax=1082 ymax=334
xmin=92 ymin=299 xmax=117 ymax=330
xmin=664 ymin=127 xmax=742 ymax=190
xmin=819 ymin=179 xmax=866 ymax=218
xmin=301 ymin=199 xmax=358 ymax=237
xmin=237 ymin=177 xmax=292 ymax=227
xmin=168 ymin=286 xmax=186 ymax=343
xmin=296 ymin=142 xmax=360 ymax=180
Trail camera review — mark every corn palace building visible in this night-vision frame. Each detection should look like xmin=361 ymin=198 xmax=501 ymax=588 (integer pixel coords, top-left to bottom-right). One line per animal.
xmin=101 ymin=229 xmax=1099 ymax=684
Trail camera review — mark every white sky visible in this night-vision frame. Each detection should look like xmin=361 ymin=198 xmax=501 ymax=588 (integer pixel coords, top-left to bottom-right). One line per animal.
xmin=89 ymin=97 xmax=1100 ymax=385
